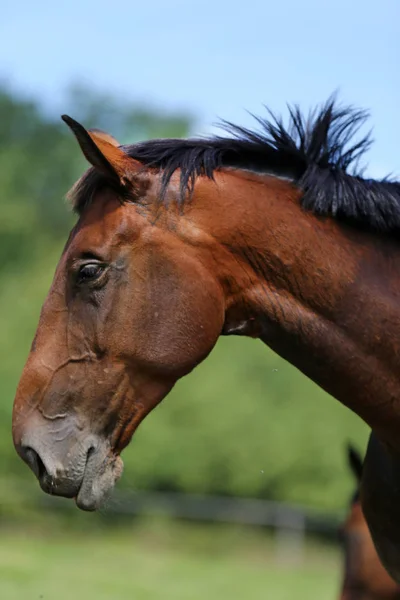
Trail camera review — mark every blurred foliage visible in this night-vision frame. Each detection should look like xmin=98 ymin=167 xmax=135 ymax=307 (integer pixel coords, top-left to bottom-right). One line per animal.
xmin=0 ymin=86 xmax=369 ymax=520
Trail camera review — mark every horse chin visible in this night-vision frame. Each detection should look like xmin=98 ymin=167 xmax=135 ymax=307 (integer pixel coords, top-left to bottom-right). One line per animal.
xmin=75 ymin=452 xmax=124 ymax=511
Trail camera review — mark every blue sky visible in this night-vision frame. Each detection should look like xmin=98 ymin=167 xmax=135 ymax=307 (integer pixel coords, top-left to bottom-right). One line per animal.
xmin=1 ymin=0 xmax=398 ymax=177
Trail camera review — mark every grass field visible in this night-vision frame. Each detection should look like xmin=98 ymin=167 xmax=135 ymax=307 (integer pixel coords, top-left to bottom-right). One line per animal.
xmin=0 ymin=519 xmax=341 ymax=600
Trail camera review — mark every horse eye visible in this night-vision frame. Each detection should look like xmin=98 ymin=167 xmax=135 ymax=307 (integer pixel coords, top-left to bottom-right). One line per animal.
xmin=77 ymin=262 xmax=104 ymax=284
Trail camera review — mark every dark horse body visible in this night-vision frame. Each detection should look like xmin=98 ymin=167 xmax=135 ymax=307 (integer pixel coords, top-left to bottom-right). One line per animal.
xmin=12 ymin=98 xmax=400 ymax=580
xmin=340 ymin=446 xmax=400 ymax=599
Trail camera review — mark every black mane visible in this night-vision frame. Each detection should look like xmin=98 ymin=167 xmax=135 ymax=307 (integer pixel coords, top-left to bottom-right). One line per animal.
xmin=73 ymin=97 xmax=400 ymax=233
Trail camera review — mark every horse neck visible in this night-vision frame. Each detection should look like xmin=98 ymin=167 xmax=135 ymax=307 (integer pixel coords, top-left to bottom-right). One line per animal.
xmin=189 ymin=170 xmax=400 ymax=447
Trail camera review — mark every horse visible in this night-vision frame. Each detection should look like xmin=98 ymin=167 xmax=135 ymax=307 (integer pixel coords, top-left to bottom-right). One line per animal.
xmin=11 ymin=96 xmax=400 ymax=580
xmin=339 ymin=445 xmax=400 ymax=599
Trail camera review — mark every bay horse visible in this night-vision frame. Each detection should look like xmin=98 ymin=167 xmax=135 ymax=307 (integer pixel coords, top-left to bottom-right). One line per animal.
xmin=12 ymin=97 xmax=400 ymax=580
xmin=340 ymin=445 xmax=400 ymax=599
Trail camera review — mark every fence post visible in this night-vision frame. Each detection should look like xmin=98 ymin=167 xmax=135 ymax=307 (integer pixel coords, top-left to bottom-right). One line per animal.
xmin=274 ymin=506 xmax=306 ymax=566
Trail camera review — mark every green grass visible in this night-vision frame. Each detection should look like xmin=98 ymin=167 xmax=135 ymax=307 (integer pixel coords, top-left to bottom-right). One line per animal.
xmin=0 ymin=519 xmax=341 ymax=600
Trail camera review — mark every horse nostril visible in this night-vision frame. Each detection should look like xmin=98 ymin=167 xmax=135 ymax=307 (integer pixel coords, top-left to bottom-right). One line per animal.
xmin=23 ymin=446 xmax=47 ymax=481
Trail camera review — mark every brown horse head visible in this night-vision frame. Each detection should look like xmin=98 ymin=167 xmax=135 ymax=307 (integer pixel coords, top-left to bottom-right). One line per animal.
xmin=12 ymin=119 xmax=226 ymax=509
xmin=340 ymin=445 xmax=400 ymax=599
xmin=12 ymin=96 xmax=400 ymax=586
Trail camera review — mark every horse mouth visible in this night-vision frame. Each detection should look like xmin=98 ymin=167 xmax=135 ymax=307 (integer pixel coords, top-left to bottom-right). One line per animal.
xmin=74 ymin=452 xmax=124 ymax=511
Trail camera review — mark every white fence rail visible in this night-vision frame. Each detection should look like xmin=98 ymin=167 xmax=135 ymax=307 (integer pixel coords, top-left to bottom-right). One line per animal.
xmin=43 ymin=490 xmax=343 ymax=564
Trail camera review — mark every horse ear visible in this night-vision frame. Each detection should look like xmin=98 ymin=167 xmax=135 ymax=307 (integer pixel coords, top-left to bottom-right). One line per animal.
xmin=88 ymin=128 xmax=121 ymax=148
xmin=347 ymin=443 xmax=363 ymax=482
xmin=61 ymin=115 xmax=141 ymax=185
